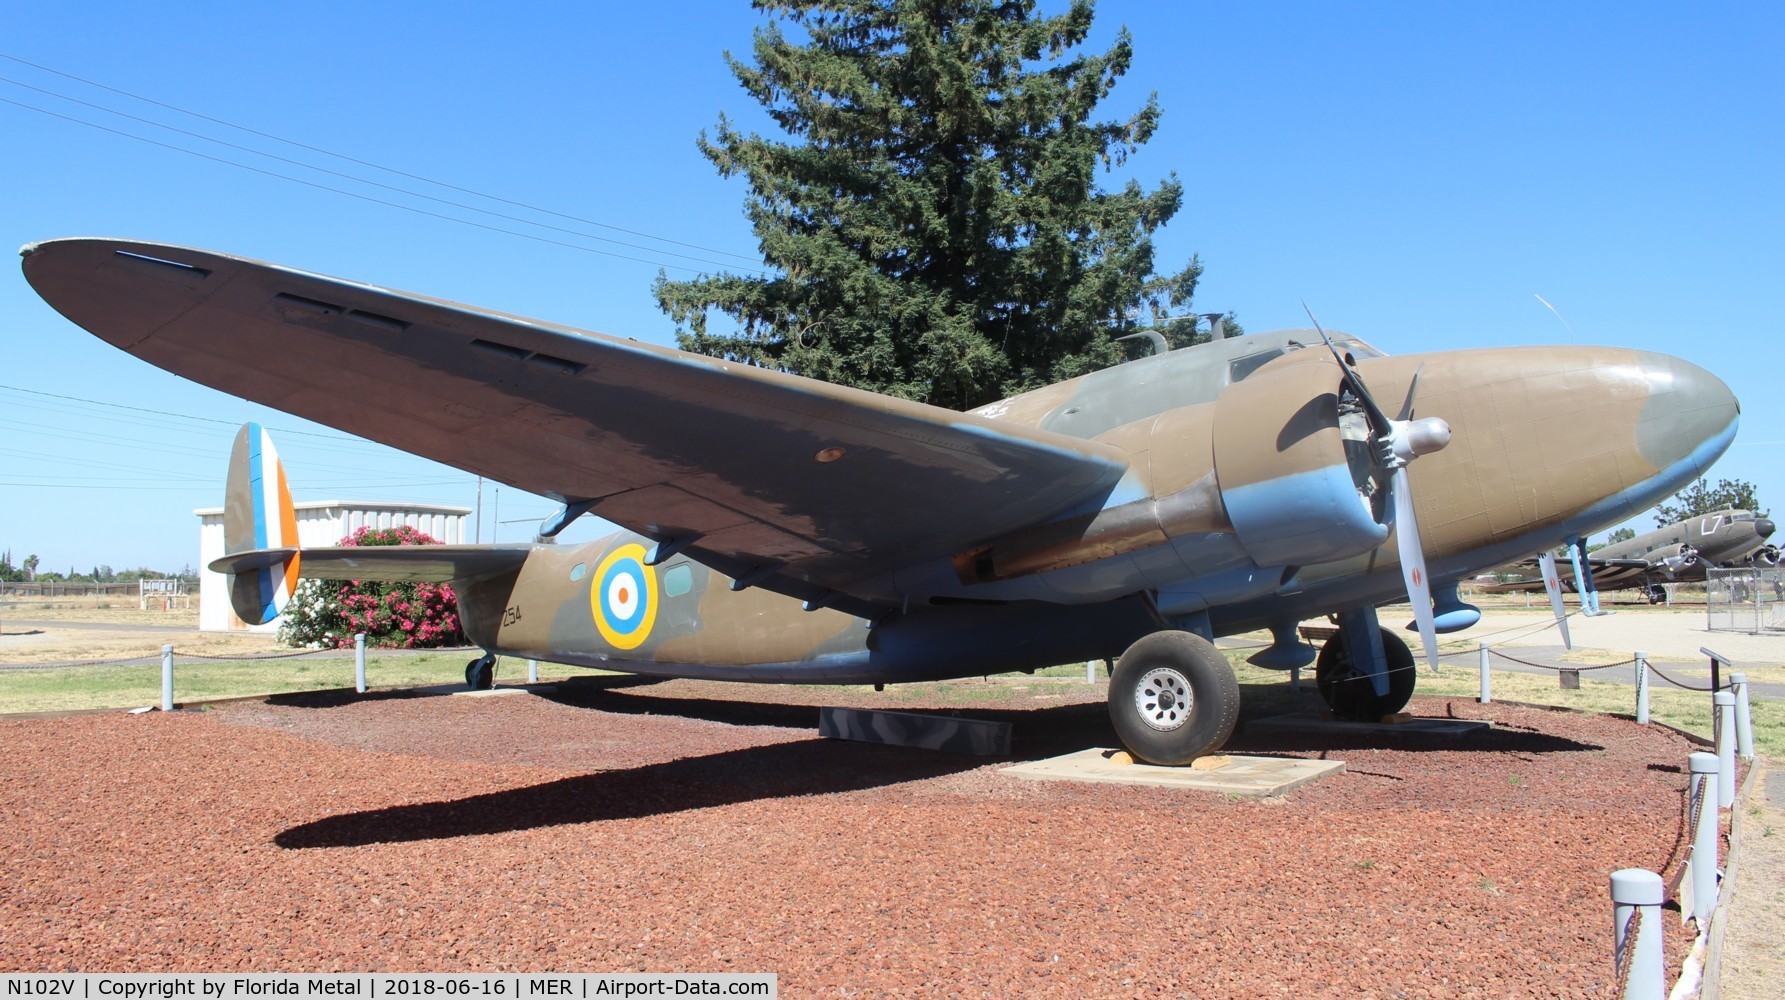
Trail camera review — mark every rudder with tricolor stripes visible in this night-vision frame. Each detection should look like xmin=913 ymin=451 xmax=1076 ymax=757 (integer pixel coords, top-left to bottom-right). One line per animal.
xmin=223 ymin=422 xmax=302 ymax=625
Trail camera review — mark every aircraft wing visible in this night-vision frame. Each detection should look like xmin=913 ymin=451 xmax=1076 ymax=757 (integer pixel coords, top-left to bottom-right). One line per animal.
xmin=1480 ymin=558 xmax=1654 ymax=593
xmin=25 ymin=239 xmax=1130 ymax=612
xmin=209 ymin=544 xmax=535 ymax=584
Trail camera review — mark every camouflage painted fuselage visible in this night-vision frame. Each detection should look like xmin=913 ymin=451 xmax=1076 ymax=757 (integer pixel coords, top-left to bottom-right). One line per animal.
xmin=458 ymin=330 xmax=1739 ymax=683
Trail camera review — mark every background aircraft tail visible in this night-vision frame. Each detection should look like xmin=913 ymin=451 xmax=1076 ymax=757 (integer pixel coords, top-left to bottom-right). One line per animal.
xmin=223 ymin=422 xmax=302 ymax=625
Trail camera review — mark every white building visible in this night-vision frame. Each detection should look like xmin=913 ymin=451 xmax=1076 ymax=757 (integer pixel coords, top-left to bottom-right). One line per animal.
xmin=195 ymin=500 xmax=472 ymax=632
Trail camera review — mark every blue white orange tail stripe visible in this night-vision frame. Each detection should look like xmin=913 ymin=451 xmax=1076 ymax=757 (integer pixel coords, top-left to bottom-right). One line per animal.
xmin=224 ymin=422 xmax=302 ymax=624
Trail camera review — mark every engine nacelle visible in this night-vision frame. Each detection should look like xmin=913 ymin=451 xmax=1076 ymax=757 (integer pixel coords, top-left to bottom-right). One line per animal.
xmin=1663 ymin=544 xmax=1699 ymax=576
xmin=1211 ymin=359 xmax=1389 ymax=568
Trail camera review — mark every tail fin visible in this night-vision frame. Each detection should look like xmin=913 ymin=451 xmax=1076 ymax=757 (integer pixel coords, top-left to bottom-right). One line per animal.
xmin=224 ymin=422 xmax=302 ymax=624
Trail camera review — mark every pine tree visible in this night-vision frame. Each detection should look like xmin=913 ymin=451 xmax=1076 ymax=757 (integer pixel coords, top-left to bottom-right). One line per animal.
xmin=655 ymin=0 xmax=1214 ymax=410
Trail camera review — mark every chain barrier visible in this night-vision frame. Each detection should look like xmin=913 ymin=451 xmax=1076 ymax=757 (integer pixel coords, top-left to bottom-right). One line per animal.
xmin=1643 ymin=661 xmax=1718 ymax=692
xmin=2 ymin=643 xmax=482 ymax=671
xmin=1663 ymin=789 xmax=1706 ymax=900
xmin=177 ymin=648 xmax=337 ymax=661
xmin=1327 ymin=661 xmax=1421 ymax=684
xmin=1613 ymin=904 xmax=1641 ymax=1000
xmin=1487 ymin=649 xmax=1635 ymax=672
xmin=0 ymin=656 xmax=130 ymax=672
xmin=1316 ymin=607 xmax=1618 ymax=683
xmin=1438 ymin=608 xmax=1583 ymax=650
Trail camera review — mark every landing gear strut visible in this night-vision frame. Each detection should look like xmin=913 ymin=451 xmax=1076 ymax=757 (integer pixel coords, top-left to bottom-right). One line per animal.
xmin=1108 ymin=630 xmax=1240 ymax=766
xmin=1315 ymin=624 xmax=1415 ymax=721
xmin=465 ymin=653 xmax=497 ymax=690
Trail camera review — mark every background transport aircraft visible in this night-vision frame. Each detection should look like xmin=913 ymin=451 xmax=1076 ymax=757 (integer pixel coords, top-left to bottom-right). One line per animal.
xmin=21 ymin=238 xmax=1742 ymax=765
xmin=1486 ymin=508 xmax=1777 ymax=604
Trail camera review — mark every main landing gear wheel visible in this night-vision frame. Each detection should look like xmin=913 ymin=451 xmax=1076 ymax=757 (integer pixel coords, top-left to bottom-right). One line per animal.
xmin=465 ymin=653 xmax=497 ymax=691
xmin=1108 ymin=630 xmax=1241 ymax=766
xmin=1315 ymin=627 xmax=1415 ymax=722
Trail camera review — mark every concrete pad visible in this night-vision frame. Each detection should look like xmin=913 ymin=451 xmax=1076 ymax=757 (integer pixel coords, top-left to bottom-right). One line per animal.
xmin=450 ymin=687 xmax=529 ymax=699
xmin=1246 ymin=712 xmax=1491 ymax=738
xmin=1001 ymin=748 xmax=1344 ymax=796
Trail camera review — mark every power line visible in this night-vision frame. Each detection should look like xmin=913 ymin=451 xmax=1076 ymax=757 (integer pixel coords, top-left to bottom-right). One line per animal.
xmin=0 ymin=52 xmax=768 ymax=268
xmin=0 ymin=94 xmax=735 ymax=276
xmin=0 ymin=73 xmax=763 ymax=273
xmin=0 ymin=382 xmax=359 ymax=440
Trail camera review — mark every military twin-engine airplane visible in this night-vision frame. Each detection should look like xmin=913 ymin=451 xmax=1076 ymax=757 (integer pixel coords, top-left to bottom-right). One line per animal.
xmin=20 ymin=239 xmax=1742 ymax=764
xmin=1488 ymin=508 xmax=1776 ymax=604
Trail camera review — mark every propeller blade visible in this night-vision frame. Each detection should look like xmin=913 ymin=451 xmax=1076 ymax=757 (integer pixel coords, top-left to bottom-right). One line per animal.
xmin=1302 ymin=301 xmax=1392 ymax=435
xmin=1538 ymin=550 xmax=1574 ymax=650
xmin=1396 ymin=365 xmax=1424 ymax=422
xmin=1392 ymin=467 xmax=1440 ymax=672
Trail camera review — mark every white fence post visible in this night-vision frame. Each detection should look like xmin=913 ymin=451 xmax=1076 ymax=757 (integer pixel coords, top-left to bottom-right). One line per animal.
xmin=1730 ymin=672 xmax=1754 ymax=760
xmin=528 ymin=658 xmax=539 ymax=684
xmin=1085 ymin=659 xmax=1096 ymax=684
xmin=1715 ymin=691 xmax=1737 ymax=809
xmin=1634 ymin=651 xmax=1649 ymax=725
xmin=1687 ymin=752 xmax=1720 ymax=928
xmin=354 ymin=633 xmax=367 ymax=693
xmin=1470 ymin=639 xmax=1485 ymax=703
xmin=160 ymin=644 xmax=174 ymax=712
xmin=1610 ymin=869 xmax=1666 ymax=1000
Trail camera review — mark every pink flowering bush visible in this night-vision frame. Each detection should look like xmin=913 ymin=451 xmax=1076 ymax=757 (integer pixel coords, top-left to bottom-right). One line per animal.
xmin=278 ymin=525 xmax=467 ymax=649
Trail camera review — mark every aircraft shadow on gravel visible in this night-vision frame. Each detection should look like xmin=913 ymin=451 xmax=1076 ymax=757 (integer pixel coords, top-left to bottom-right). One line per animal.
xmin=271 ymin=683 xmax=1601 ymax=849
xmin=272 ymin=737 xmax=983 ymax=849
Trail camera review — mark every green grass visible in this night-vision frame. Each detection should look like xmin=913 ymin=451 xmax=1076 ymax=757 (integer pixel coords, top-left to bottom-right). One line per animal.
xmin=1223 ymin=654 xmax=1784 ymax=758
xmin=0 ymin=653 xmax=578 ymax=714
xmin=5 ymin=645 xmax=1777 ymax=764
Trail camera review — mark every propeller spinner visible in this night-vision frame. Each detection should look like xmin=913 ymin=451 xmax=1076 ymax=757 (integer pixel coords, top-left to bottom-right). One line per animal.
xmin=1304 ymin=305 xmax=1452 ymax=671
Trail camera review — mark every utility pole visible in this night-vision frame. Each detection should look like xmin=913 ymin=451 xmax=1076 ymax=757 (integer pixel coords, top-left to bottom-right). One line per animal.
xmin=475 ymin=476 xmax=483 ymax=543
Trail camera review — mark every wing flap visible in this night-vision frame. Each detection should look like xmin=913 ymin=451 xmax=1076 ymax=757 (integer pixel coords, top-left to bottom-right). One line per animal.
xmin=26 ymin=239 xmax=1130 ymax=601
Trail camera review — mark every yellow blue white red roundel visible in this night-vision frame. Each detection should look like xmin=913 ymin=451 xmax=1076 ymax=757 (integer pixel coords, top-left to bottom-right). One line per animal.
xmin=591 ymin=543 xmax=658 ymax=650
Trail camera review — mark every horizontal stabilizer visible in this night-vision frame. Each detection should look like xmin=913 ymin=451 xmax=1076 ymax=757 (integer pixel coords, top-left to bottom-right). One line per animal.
xmin=210 ymin=544 xmax=534 ymax=584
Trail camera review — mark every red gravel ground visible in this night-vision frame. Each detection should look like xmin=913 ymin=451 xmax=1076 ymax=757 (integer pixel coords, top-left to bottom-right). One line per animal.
xmin=1 ymin=678 xmax=1707 ymax=996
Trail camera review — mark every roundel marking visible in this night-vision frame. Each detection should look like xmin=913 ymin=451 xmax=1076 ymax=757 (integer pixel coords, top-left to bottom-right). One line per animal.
xmin=591 ymin=543 xmax=658 ymax=650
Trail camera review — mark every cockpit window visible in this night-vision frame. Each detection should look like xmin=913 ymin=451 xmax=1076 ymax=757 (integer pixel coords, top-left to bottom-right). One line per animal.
xmin=1331 ymin=336 xmax=1384 ymax=360
xmin=1733 ymin=512 xmax=1754 ymax=521
xmin=1229 ymin=349 xmax=1285 ymax=383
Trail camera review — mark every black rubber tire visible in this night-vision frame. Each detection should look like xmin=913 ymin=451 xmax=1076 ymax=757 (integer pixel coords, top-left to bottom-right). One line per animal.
xmin=1108 ymin=631 xmax=1241 ymax=766
xmin=465 ymin=654 xmax=496 ymax=690
xmin=1647 ymin=585 xmax=1668 ymax=605
xmin=1315 ymin=627 xmax=1415 ymax=721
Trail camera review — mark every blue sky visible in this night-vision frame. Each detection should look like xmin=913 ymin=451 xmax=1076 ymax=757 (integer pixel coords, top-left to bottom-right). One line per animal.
xmin=2 ymin=1 xmax=1780 ymax=574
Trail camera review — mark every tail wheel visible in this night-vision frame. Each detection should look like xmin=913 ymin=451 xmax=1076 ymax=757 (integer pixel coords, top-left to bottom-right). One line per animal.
xmin=1315 ymin=627 xmax=1415 ymax=721
xmin=1108 ymin=631 xmax=1240 ymax=766
xmin=465 ymin=653 xmax=497 ymax=690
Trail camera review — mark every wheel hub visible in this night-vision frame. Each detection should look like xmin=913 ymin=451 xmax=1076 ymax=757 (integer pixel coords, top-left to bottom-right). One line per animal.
xmin=1134 ymin=667 xmax=1194 ymax=732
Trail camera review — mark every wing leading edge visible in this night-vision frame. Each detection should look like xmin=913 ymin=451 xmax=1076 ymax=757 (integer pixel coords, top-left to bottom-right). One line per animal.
xmin=24 ymin=238 xmax=1130 ymax=608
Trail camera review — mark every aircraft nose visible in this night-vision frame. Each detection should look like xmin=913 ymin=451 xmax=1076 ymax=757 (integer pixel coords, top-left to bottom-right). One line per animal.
xmin=1758 ymin=518 xmax=1776 ymax=540
xmin=1366 ymin=345 xmax=1739 ymax=558
xmin=1632 ymin=352 xmax=1740 ymax=476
